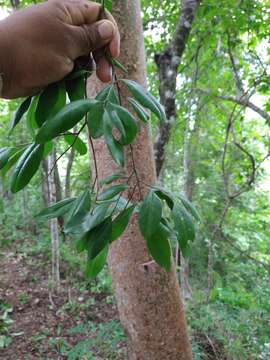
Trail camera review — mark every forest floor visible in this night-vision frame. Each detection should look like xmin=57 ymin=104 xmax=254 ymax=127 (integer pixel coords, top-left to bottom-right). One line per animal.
xmin=0 ymin=243 xmax=127 ymax=360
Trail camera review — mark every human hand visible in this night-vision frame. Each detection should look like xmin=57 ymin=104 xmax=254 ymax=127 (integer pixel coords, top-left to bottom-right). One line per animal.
xmin=0 ymin=0 xmax=120 ymax=98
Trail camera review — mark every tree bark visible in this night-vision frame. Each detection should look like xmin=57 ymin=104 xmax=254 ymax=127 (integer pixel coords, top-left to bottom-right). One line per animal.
xmin=154 ymin=0 xmax=201 ymax=176
xmin=47 ymin=153 xmax=60 ymax=292
xmin=87 ymin=1 xmax=192 ymax=359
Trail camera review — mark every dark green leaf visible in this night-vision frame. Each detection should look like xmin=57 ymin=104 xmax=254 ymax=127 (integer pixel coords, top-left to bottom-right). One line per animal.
xmin=85 ymin=245 xmax=108 ymax=279
xmin=0 ymin=148 xmax=13 ymax=170
xmin=146 ymin=222 xmax=172 ymax=271
xmin=10 ymin=143 xmax=44 ymax=193
xmin=127 ymin=97 xmax=150 ymax=123
xmin=82 ymin=203 xmax=111 ymax=234
xmin=0 ymin=148 xmax=26 ymax=176
xmin=122 ymin=79 xmax=166 ymax=123
xmin=64 ymin=134 xmax=87 ymax=155
xmin=10 ymin=97 xmax=32 ymax=131
xmin=153 ymin=187 xmax=174 ymax=210
xmin=172 ymin=201 xmax=195 ymax=257
xmin=178 ymin=195 xmax=201 ymax=221
xmin=36 ymin=198 xmax=76 ymax=220
xmin=87 ymin=101 xmax=104 ymax=138
xmin=107 ymin=103 xmax=138 ymax=145
xmin=66 ymin=75 xmax=85 ymax=101
xmin=138 ymin=190 xmax=163 ymax=239
xmin=65 ymin=69 xmax=89 ymax=81
xmin=86 ymin=217 xmax=112 ymax=260
xmin=97 ymin=184 xmax=128 ymax=201
xmin=103 ymin=111 xmax=124 ymax=167
xmin=36 ymin=99 xmax=99 ymax=143
xmin=99 ymin=173 xmax=127 ymax=186
xmin=35 ymin=82 xmax=66 ymax=127
xmin=111 ymin=205 xmax=135 ymax=241
xmin=64 ymin=190 xmax=91 ymax=234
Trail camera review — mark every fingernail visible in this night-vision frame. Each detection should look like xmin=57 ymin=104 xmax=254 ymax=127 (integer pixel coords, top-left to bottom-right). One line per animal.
xmin=98 ymin=21 xmax=114 ymax=40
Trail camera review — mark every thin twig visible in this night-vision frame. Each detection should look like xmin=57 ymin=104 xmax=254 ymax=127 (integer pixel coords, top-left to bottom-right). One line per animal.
xmin=49 ymin=123 xmax=86 ymax=176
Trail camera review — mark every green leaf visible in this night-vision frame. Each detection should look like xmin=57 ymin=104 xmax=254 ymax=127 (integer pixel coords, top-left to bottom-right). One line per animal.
xmin=127 ymin=97 xmax=150 ymax=123
xmin=65 ymin=69 xmax=89 ymax=81
xmin=26 ymin=95 xmax=40 ymax=136
xmin=96 ymin=85 xmax=119 ymax=104
xmin=138 ymin=190 xmax=163 ymax=239
xmin=0 ymin=148 xmax=13 ymax=170
xmin=85 ymin=245 xmax=108 ymax=279
xmin=153 ymin=187 xmax=174 ymax=210
xmin=10 ymin=97 xmax=32 ymax=131
xmin=107 ymin=103 xmax=138 ymax=145
xmin=0 ymin=148 xmax=26 ymax=176
xmin=111 ymin=58 xmax=128 ymax=73
xmin=86 ymin=217 xmax=112 ymax=260
xmin=82 ymin=203 xmax=111 ymax=234
xmin=97 ymin=184 xmax=128 ymax=201
xmin=146 ymin=222 xmax=172 ymax=271
xmin=43 ymin=141 xmax=54 ymax=158
xmin=64 ymin=190 xmax=91 ymax=234
xmin=103 ymin=111 xmax=124 ymax=167
xmin=178 ymin=195 xmax=201 ymax=221
xmin=87 ymin=101 xmax=104 ymax=139
xmin=66 ymin=75 xmax=85 ymax=101
xmin=172 ymin=201 xmax=195 ymax=257
xmin=10 ymin=143 xmax=44 ymax=193
xmin=36 ymin=198 xmax=76 ymax=220
xmin=36 ymin=99 xmax=99 ymax=143
xmin=99 ymin=173 xmax=127 ymax=186
xmin=122 ymin=79 xmax=166 ymax=123
xmin=64 ymin=134 xmax=87 ymax=155
xmin=35 ymin=82 xmax=66 ymax=127
xmin=111 ymin=205 xmax=135 ymax=241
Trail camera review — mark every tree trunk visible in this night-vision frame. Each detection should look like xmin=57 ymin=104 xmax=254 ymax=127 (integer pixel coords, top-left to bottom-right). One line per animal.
xmin=87 ymin=1 xmax=192 ymax=358
xmin=47 ymin=152 xmax=60 ymax=292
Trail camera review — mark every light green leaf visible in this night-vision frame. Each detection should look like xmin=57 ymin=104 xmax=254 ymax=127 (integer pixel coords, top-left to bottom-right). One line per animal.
xmin=178 ymin=195 xmax=201 ymax=221
xmin=97 ymin=184 xmax=128 ymax=201
xmin=36 ymin=198 xmax=76 ymax=220
xmin=99 ymin=173 xmax=127 ymax=186
xmin=64 ymin=134 xmax=87 ymax=155
xmin=127 ymin=97 xmax=150 ymax=123
xmin=96 ymin=85 xmax=119 ymax=104
xmin=122 ymin=79 xmax=166 ymax=123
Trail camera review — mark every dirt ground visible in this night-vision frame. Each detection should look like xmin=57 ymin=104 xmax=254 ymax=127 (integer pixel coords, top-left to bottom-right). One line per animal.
xmin=0 ymin=249 xmax=126 ymax=360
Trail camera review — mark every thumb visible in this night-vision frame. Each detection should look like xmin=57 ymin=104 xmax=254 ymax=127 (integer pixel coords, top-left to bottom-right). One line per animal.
xmin=69 ymin=20 xmax=115 ymax=59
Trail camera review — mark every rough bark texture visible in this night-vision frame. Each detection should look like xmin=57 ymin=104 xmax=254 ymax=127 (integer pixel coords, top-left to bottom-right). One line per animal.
xmin=87 ymin=1 xmax=192 ymax=359
xmin=154 ymin=0 xmax=201 ymax=176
